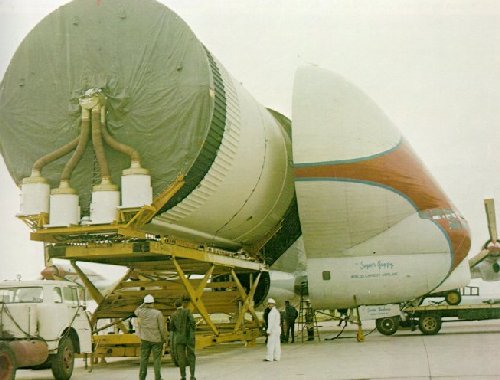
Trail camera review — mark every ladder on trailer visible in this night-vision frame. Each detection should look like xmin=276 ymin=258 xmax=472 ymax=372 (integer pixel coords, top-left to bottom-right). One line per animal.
xmin=297 ymin=282 xmax=320 ymax=342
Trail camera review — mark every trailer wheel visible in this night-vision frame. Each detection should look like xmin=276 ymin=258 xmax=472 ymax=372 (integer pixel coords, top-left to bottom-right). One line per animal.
xmin=51 ymin=336 xmax=74 ymax=380
xmin=445 ymin=290 xmax=461 ymax=305
xmin=418 ymin=314 xmax=441 ymax=335
xmin=0 ymin=342 xmax=16 ymax=380
xmin=376 ymin=316 xmax=400 ymax=336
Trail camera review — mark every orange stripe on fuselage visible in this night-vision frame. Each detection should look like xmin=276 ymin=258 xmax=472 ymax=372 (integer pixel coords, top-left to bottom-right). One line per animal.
xmin=294 ymin=141 xmax=470 ymax=269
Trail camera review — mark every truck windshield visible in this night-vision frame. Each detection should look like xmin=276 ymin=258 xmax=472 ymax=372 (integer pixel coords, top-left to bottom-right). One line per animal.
xmin=0 ymin=287 xmax=43 ymax=303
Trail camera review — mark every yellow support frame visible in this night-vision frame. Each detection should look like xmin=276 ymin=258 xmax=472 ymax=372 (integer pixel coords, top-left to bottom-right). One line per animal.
xmin=18 ymin=170 xmax=267 ymax=358
xmin=26 ymin=175 xmax=185 ymax=241
xmin=85 ymin=259 xmax=264 ymax=357
xmin=71 ymin=261 xmax=105 ymax=304
xmin=230 ymin=270 xmax=261 ymax=333
xmin=72 ymin=261 xmax=131 ymax=334
xmin=173 ymin=259 xmax=219 ymax=336
xmin=17 ymin=212 xmax=49 ymax=230
xmin=48 ymin=240 xmax=266 ymax=272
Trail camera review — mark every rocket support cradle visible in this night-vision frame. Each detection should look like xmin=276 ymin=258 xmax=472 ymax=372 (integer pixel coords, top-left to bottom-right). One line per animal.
xmin=0 ymin=0 xmax=300 ymax=356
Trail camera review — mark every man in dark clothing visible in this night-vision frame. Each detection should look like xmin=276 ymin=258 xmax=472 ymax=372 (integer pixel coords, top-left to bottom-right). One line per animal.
xmin=263 ymin=304 xmax=270 ymax=343
xmin=169 ymin=299 xmax=183 ymax=366
xmin=284 ymin=300 xmax=299 ymax=343
xmin=337 ymin=308 xmax=349 ymax=327
xmin=305 ymin=300 xmax=315 ymax=341
xmin=170 ymin=295 xmax=196 ymax=380
xmin=135 ymin=294 xmax=167 ymax=380
xmin=280 ymin=309 xmax=286 ymax=343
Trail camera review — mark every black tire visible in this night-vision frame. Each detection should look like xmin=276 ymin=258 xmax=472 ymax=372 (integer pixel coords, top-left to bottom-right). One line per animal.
xmin=445 ymin=290 xmax=461 ymax=305
xmin=376 ymin=316 xmax=400 ymax=336
xmin=0 ymin=342 xmax=17 ymax=380
xmin=418 ymin=314 xmax=441 ymax=335
xmin=51 ymin=336 xmax=74 ymax=380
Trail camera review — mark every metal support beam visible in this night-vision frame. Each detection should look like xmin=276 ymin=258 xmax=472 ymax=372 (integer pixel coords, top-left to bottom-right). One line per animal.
xmin=49 ymin=240 xmax=266 ymax=273
xmin=172 ymin=258 xmax=219 ymax=336
xmin=71 ymin=261 xmax=104 ymax=304
xmin=230 ymin=269 xmax=261 ymax=333
xmin=353 ymin=295 xmax=364 ymax=343
xmin=193 ymin=265 xmax=215 ymax=306
xmin=72 ymin=263 xmax=132 ymax=334
xmin=17 ymin=212 xmax=48 ymax=230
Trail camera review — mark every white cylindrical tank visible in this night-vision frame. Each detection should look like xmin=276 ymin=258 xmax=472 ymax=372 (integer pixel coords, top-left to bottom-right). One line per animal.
xmin=146 ymin=59 xmax=295 ymax=248
xmin=90 ymin=182 xmax=120 ymax=224
xmin=49 ymin=185 xmax=80 ymax=227
xmin=121 ymin=165 xmax=153 ymax=208
xmin=20 ymin=175 xmax=50 ymax=215
xmin=0 ymin=0 xmax=301 ymax=263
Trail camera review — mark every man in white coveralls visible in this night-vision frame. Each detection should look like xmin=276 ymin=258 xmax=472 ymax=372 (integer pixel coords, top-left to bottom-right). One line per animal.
xmin=264 ymin=298 xmax=281 ymax=361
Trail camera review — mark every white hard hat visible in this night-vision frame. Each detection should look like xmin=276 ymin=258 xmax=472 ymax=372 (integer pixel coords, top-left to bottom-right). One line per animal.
xmin=267 ymin=298 xmax=276 ymax=304
xmin=144 ymin=294 xmax=155 ymax=304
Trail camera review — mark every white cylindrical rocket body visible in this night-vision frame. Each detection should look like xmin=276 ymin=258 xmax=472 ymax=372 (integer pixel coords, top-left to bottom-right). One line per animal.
xmin=0 ymin=0 xmax=299 ymax=259
xmin=147 ymin=59 xmax=295 ymax=248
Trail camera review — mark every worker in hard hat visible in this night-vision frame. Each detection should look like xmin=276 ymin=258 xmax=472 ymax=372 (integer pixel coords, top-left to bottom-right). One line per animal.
xmin=264 ymin=298 xmax=281 ymax=362
xmin=135 ymin=294 xmax=167 ymax=380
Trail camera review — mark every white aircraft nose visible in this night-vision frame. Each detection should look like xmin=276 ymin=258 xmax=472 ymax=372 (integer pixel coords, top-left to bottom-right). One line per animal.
xmin=291 ymin=66 xmax=471 ymax=308
xmin=292 ymin=65 xmax=401 ymax=164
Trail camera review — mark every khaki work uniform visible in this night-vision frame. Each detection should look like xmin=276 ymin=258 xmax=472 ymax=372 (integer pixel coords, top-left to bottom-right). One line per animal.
xmin=135 ymin=304 xmax=167 ymax=380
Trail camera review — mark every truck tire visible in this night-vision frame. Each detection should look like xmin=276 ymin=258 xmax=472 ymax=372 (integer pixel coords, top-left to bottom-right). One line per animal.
xmin=51 ymin=336 xmax=74 ymax=380
xmin=376 ymin=316 xmax=400 ymax=336
xmin=0 ymin=342 xmax=16 ymax=380
xmin=445 ymin=290 xmax=461 ymax=305
xmin=418 ymin=314 xmax=441 ymax=335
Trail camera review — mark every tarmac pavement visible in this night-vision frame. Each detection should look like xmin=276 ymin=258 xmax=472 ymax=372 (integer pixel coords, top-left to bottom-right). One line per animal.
xmin=16 ymin=320 xmax=500 ymax=380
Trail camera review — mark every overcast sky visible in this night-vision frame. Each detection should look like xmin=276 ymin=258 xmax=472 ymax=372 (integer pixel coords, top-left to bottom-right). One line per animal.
xmin=0 ymin=0 xmax=499 ymax=292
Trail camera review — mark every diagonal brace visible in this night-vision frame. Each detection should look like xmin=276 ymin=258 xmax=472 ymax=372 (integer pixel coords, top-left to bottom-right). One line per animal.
xmin=173 ymin=259 xmax=219 ymax=336
xmin=72 ymin=260 xmax=131 ymax=333
xmin=231 ymin=270 xmax=262 ymax=332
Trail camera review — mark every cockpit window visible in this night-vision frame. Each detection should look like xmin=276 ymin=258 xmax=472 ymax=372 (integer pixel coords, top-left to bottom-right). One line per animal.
xmin=0 ymin=287 xmax=43 ymax=303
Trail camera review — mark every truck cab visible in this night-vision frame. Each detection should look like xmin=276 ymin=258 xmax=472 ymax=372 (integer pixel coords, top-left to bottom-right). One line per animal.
xmin=0 ymin=280 xmax=92 ymax=380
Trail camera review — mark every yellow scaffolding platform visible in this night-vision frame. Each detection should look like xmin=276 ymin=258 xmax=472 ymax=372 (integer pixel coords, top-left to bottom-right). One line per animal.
xmin=62 ymin=240 xmax=266 ymax=360
xmin=18 ymin=176 xmax=269 ymax=361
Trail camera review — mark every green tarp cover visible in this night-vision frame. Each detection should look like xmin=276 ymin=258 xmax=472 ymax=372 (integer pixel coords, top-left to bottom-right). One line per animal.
xmin=0 ymin=0 xmax=214 ymax=212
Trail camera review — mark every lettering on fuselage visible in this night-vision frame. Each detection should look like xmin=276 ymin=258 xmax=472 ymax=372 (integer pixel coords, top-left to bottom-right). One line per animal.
xmin=351 ymin=260 xmax=398 ymax=279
